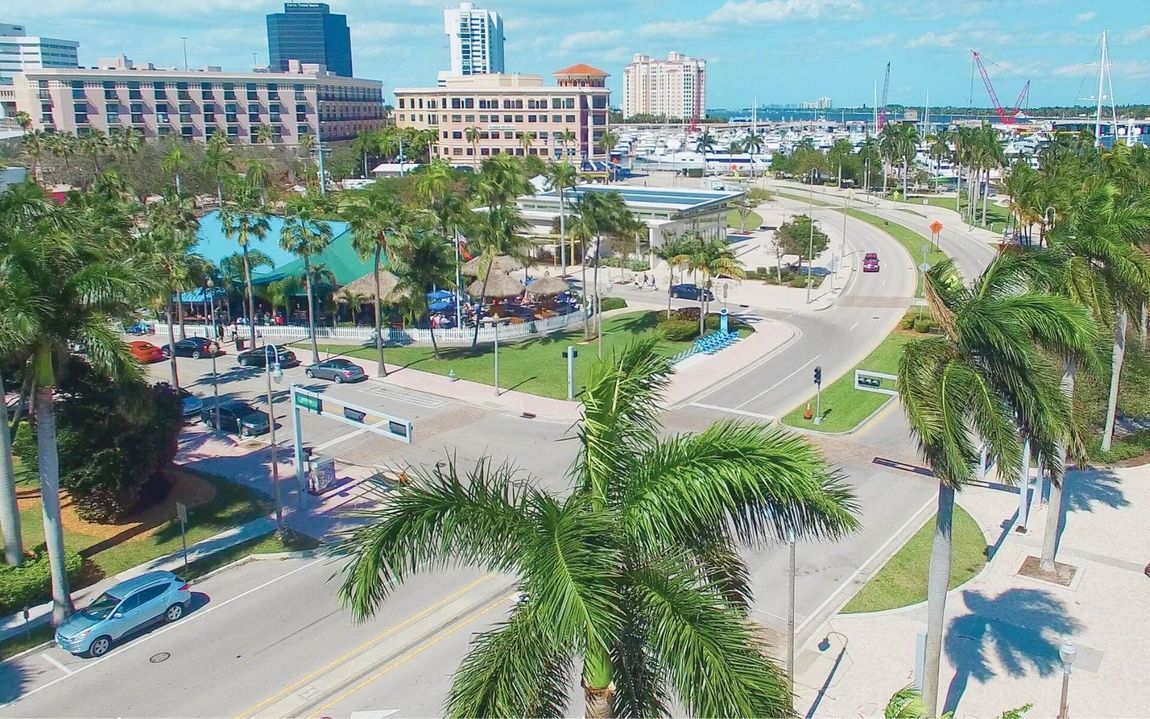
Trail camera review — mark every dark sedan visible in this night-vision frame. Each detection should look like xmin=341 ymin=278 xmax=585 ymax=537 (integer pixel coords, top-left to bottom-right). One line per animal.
xmin=670 ymin=284 xmax=715 ymax=302
xmin=305 ymin=358 xmax=367 ymax=383
xmin=236 ymin=345 xmax=299 ymax=368
xmin=162 ymin=337 xmax=224 ymax=360
xmin=200 ymin=400 xmax=270 ymax=437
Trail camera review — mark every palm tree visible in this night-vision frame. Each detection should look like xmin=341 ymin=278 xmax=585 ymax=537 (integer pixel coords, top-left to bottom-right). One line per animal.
xmin=899 ymin=254 xmax=1095 ymax=715
xmin=345 ymin=184 xmax=416 ymax=375
xmin=255 ymin=123 xmax=275 ymax=146
xmin=336 ymin=340 xmax=859 ymax=719
xmin=337 ymin=287 xmax=368 ymax=325
xmin=78 ymin=129 xmax=109 ymax=180
xmin=927 ymin=133 xmax=950 ymax=194
xmin=978 ymin=122 xmax=1005 ymax=226
xmin=597 ymin=130 xmax=619 ymax=183
xmin=467 ymin=203 xmax=532 ymax=351
xmin=244 ymin=158 xmax=274 ymax=203
xmin=672 ymin=236 xmax=744 ymax=336
xmin=653 ymin=233 xmax=694 ymax=318
xmin=161 ymin=142 xmax=190 ymax=195
xmin=203 ymin=131 xmax=235 ymax=207
xmin=281 ymin=191 xmax=334 ymax=365
xmin=44 ymin=132 xmax=76 ymax=181
xmin=14 ymin=111 xmax=32 ymax=131
xmin=517 ymin=131 xmax=534 ymax=156
xmin=108 ymin=127 xmax=142 ymax=162
xmin=544 ymin=160 xmax=579 ymax=276
xmin=695 ymin=130 xmax=716 ymax=171
xmin=0 ymin=185 xmax=157 ymax=623
xmin=465 ymin=126 xmax=482 ymax=167
xmin=570 ymin=191 xmax=632 ymax=354
xmin=879 ymin=124 xmax=901 ymax=195
xmin=725 ymin=140 xmax=742 ymax=158
xmin=744 ymin=132 xmax=764 ymax=177
xmin=560 ymin=129 xmax=577 ymax=162
xmin=21 ymin=130 xmax=48 ymax=184
xmin=219 ymin=249 xmax=273 ymax=316
xmin=265 ymin=276 xmax=303 ymax=324
xmin=141 ymin=196 xmax=201 ymax=387
xmin=828 ymin=138 xmax=853 ymax=188
xmin=392 ymin=226 xmax=456 ymax=358
xmin=219 ymin=183 xmax=272 ymax=349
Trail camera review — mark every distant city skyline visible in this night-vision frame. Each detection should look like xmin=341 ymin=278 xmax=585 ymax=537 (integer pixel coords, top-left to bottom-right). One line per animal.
xmin=5 ymin=0 xmax=1148 ymax=109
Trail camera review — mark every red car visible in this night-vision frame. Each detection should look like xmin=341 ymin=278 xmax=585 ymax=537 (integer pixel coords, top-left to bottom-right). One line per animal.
xmin=128 ymin=340 xmax=165 ymax=363
xmin=864 ymin=252 xmax=879 ymax=262
xmin=863 ymin=259 xmax=880 ymax=273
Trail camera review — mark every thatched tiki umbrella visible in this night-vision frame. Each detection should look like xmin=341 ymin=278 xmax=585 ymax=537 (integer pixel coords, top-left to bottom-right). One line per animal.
xmin=342 ymin=270 xmax=402 ymax=339
xmin=467 ymin=272 xmax=525 ymax=300
xmin=461 ymin=254 xmax=524 ymax=276
xmin=525 ymin=273 xmax=569 ymax=297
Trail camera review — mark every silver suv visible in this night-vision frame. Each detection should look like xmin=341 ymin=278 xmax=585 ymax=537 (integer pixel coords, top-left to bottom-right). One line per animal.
xmin=55 ymin=570 xmax=192 ymax=657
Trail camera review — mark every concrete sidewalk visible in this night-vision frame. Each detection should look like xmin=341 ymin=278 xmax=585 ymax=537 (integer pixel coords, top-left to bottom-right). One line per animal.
xmin=0 ymin=516 xmax=275 ymax=642
xmin=794 ymin=462 xmax=1150 ymax=718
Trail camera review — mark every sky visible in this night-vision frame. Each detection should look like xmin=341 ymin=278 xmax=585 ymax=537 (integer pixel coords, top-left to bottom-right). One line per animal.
xmin=10 ymin=0 xmax=1150 ymax=110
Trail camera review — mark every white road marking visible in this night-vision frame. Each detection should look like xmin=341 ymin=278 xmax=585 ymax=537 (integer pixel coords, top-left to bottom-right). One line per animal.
xmin=312 ymin=418 xmax=392 ymax=452
xmin=849 ymin=322 xmax=859 ymax=331
xmin=688 ymin=403 xmax=776 ymax=421
xmin=40 ymin=652 xmax=73 ymax=676
xmin=735 ymin=354 xmax=822 ymax=410
xmin=350 ymin=711 xmax=399 ymax=719
xmin=2 ymin=558 xmax=323 ymax=707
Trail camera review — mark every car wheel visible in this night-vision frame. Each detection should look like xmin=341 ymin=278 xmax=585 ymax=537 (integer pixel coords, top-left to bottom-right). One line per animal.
xmin=305 ymin=369 xmax=314 ymax=378
xmin=192 ymin=350 xmax=201 ymax=359
xmin=164 ymin=603 xmax=185 ymax=623
xmin=239 ymin=358 xmax=250 ymax=367
xmin=88 ymin=635 xmax=113 ymax=658
xmin=334 ymin=375 xmax=344 ymax=384
xmin=240 ymin=427 xmax=252 ymax=438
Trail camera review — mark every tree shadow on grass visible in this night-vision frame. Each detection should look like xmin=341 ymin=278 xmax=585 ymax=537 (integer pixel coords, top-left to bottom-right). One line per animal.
xmin=942 ymin=587 xmax=1080 ymax=715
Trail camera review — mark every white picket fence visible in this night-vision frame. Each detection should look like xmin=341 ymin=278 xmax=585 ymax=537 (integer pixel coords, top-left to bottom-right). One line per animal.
xmin=149 ymin=310 xmax=585 ymax=346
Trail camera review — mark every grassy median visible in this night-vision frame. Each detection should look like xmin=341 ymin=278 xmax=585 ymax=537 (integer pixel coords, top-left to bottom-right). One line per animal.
xmin=846 ymin=209 xmax=947 ymax=296
xmin=782 ymin=332 xmax=911 ymax=433
xmin=842 ymin=505 xmax=987 ymax=613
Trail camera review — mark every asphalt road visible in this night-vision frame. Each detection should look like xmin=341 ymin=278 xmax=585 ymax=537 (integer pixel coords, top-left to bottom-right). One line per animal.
xmin=0 ymin=190 xmax=999 ymax=717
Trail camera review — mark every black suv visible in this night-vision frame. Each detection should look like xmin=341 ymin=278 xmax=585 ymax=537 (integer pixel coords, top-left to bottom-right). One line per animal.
xmin=162 ymin=337 xmax=223 ymax=359
xmin=236 ymin=345 xmax=299 ymax=368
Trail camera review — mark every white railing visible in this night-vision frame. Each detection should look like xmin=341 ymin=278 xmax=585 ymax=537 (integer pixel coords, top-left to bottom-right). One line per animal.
xmin=151 ymin=311 xmax=585 ymax=347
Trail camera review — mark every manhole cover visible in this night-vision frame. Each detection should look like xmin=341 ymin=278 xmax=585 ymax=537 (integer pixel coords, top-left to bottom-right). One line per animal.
xmin=149 ymin=652 xmax=170 ymax=664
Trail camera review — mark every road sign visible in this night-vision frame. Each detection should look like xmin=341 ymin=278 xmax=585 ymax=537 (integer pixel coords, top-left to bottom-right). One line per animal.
xmin=294 ymin=393 xmax=322 ymax=414
xmin=343 ymin=407 xmax=366 ymax=423
xmin=854 ymin=369 xmax=899 ymax=396
xmin=930 ymin=220 xmax=944 ymax=235
xmin=175 ymin=501 xmax=187 ymax=525
xmin=918 ymin=262 xmax=932 ymax=273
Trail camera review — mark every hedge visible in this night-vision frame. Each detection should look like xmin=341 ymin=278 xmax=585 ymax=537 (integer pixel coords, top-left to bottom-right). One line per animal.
xmin=661 ymin=319 xmax=699 ymax=341
xmin=0 ymin=546 xmax=85 ymax=615
xmin=599 ymin=297 xmax=628 ymax=312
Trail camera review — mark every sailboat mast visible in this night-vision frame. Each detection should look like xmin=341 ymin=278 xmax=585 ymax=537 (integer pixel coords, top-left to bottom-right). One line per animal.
xmin=1096 ymin=30 xmax=1107 ymax=147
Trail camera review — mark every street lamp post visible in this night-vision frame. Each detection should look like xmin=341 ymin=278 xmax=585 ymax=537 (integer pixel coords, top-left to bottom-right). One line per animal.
xmin=264 ymin=345 xmax=285 ymax=533
xmin=786 ymin=527 xmax=796 ymax=692
xmin=806 ymin=181 xmax=815 ymax=304
xmin=206 ymin=280 xmax=221 ymax=432
xmin=1057 ymin=643 xmax=1077 ymax=719
xmin=492 ymin=314 xmax=501 ymax=397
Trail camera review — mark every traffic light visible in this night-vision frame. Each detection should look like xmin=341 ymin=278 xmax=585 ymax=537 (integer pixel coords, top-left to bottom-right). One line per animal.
xmin=813 ymin=366 xmax=822 ymax=386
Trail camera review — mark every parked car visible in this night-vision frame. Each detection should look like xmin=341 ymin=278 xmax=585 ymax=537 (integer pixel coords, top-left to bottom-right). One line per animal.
xmin=54 ymin=570 xmax=191 ymax=657
xmin=162 ymin=337 xmax=223 ymax=360
xmin=305 ymin=358 xmax=367 ymax=383
xmin=200 ymin=399 xmax=270 ymax=437
xmin=128 ymin=340 xmax=165 ymax=364
xmin=863 ymin=259 xmax=880 ymax=273
xmin=236 ymin=345 xmax=299 ymax=369
xmin=670 ymin=284 xmax=715 ymax=302
xmin=178 ymin=388 xmax=203 ymax=419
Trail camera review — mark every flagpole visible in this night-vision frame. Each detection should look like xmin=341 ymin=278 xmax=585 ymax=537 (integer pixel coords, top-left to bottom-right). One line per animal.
xmin=455 ymin=231 xmax=463 ymax=330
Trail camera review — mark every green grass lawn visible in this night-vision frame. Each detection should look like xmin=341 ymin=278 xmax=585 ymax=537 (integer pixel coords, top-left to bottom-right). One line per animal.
xmin=842 ymin=505 xmax=987 ymax=613
xmin=2 ymin=472 xmax=273 ymax=582
xmin=306 ymin=311 xmax=751 ymax=401
xmin=727 ymin=208 xmax=763 ymax=232
xmin=847 ymin=209 xmax=947 ymax=296
xmin=782 ymin=332 xmax=912 ymax=433
xmin=909 ymin=196 xmax=1011 ymax=234
xmin=775 ymin=191 xmax=835 ymax=207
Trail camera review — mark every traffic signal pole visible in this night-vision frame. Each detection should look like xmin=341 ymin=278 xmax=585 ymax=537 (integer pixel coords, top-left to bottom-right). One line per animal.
xmin=813 ymin=365 xmax=823 ymax=425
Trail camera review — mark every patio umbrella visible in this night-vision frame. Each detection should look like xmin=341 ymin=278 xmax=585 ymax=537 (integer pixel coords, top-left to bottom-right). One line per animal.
xmin=525 ymin=273 xmax=569 ymax=297
xmin=461 ymin=254 xmax=524 ymax=276
xmin=341 ymin=270 xmax=402 ymax=302
xmin=467 ymin=272 xmax=525 ymax=299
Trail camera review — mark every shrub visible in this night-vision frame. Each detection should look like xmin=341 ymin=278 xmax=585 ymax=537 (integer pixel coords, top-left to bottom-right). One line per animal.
xmin=599 ymin=297 xmax=627 ymax=312
xmin=913 ymin=319 xmax=934 ymax=333
xmin=704 ymin=314 xmax=750 ymax=333
xmin=0 ymin=545 xmax=85 ymax=615
xmin=670 ymin=307 xmax=700 ymax=322
xmin=661 ymin=319 xmax=699 ymax=342
xmin=899 ymin=316 xmax=916 ymax=330
xmin=789 ymin=276 xmax=809 ymax=288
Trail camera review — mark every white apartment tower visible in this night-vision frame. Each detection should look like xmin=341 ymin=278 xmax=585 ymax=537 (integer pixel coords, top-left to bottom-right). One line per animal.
xmin=622 ymin=51 xmax=706 ymax=121
xmin=440 ymin=2 xmax=505 ymax=84
xmin=0 ymin=22 xmax=79 ymax=85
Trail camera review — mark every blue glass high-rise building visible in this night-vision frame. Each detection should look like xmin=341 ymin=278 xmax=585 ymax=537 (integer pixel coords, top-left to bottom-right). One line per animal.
xmin=266 ymin=3 xmax=353 ymax=77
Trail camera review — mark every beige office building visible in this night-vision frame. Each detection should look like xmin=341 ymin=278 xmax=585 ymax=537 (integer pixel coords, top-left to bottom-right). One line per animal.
xmin=9 ymin=55 xmax=385 ymax=144
xmin=622 ymin=52 xmax=706 ymax=121
xmin=394 ymin=64 xmax=610 ymax=164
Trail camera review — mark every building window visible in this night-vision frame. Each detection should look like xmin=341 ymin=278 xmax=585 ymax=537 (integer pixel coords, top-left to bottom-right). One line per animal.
xmin=451 ymin=98 xmax=462 ymax=109
xmin=552 ymin=115 xmax=562 ymax=123
xmin=181 ymin=126 xmax=194 ymax=138
xmin=463 ymin=98 xmax=474 ymax=109
xmin=592 ymin=95 xmax=607 ymax=109
xmin=452 ymin=147 xmax=462 ymax=155
xmin=452 ymin=114 xmax=462 ymax=122
xmin=564 ymin=98 xmax=575 ymax=109
xmin=514 ymin=115 xmax=523 ymax=122
xmin=465 ymin=115 xmax=475 ymax=122
xmin=298 ymin=124 xmax=311 ymax=135
xmin=552 ymin=98 xmax=562 ymax=109
xmin=503 ymin=115 xmax=512 ymax=123
xmin=528 ymin=115 xmax=536 ymax=123
xmin=398 ymin=98 xmax=405 ymax=109
xmin=566 ymin=115 xmax=576 ymax=123
xmin=503 ymin=131 xmax=513 ymax=139
xmin=452 ymin=131 xmax=462 ymax=139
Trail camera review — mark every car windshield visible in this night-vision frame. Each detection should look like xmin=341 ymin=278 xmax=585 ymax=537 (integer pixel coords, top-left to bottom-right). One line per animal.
xmin=82 ymin=592 xmax=122 ymax=620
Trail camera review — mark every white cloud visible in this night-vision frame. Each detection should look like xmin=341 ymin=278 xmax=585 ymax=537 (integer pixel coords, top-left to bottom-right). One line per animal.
xmin=1052 ymin=60 xmax=1150 ymax=81
xmin=1072 ymin=11 xmax=1096 ymax=26
xmin=887 ymin=0 xmax=987 ymax=20
xmin=636 ymin=19 xmax=718 ymax=38
xmin=1122 ymin=25 xmax=1150 ymax=44
xmin=905 ymin=31 xmax=959 ymax=49
xmin=560 ymin=29 xmax=624 ymax=52
xmin=856 ymin=32 xmax=898 ymax=48
xmin=707 ymin=0 xmax=863 ymax=25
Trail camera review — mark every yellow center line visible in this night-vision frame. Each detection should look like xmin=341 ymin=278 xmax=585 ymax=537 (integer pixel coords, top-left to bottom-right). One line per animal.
xmin=309 ymin=594 xmax=512 ymax=717
xmin=233 ymin=573 xmax=495 ymax=719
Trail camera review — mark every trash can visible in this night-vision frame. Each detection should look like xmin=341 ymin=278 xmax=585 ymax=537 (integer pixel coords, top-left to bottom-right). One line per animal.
xmin=236 ymin=338 xmax=247 ymax=351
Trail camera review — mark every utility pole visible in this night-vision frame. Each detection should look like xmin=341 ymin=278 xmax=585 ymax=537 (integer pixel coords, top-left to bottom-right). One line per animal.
xmin=786 ymin=528 xmax=797 ymax=692
xmin=806 ymin=182 xmax=815 ymax=304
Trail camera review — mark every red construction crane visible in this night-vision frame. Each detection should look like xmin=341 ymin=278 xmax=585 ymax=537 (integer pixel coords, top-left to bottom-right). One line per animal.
xmin=877 ymin=62 xmax=890 ymax=131
xmin=972 ymin=50 xmax=1030 ymax=124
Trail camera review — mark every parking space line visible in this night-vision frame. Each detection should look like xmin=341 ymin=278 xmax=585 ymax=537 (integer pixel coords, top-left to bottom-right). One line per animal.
xmin=40 ymin=652 xmax=73 ymax=676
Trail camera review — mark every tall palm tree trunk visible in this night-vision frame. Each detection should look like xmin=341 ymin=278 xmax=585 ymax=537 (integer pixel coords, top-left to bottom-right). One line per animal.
xmin=177 ymin=297 xmax=187 ymax=339
xmin=1141 ymin=303 xmax=1148 ymax=347
xmin=1102 ymin=310 xmax=1128 ymax=452
xmin=427 ymin=300 xmax=441 ymax=359
xmin=0 ymin=373 xmax=23 ymax=566
xmin=372 ymin=246 xmax=387 ymax=376
xmin=174 ymin=171 xmax=182 ymax=196
xmin=166 ymin=296 xmax=180 ymax=389
xmin=981 ymin=169 xmax=990 ymax=227
xmin=216 ymin=177 xmax=224 ymax=209
xmin=1041 ymin=362 xmax=1076 ymax=571
xmin=581 ymin=240 xmax=590 ymax=341
xmin=593 ymin=237 xmax=603 ymax=357
xmin=241 ymin=247 xmax=257 ymax=350
xmin=303 ymin=258 xmax=321 ymax=365
xmin=921 ymin=481 xmax=955 ymax=716
xmin=558 ymin=190 xmax=568 ymax=278
xmin=955 ymin=165 xmax=963 ymax=213
xmin=583 ymin=638 xmax=614 ymax=717
xmin=33 ymin=380 xmax=75 ymax=624
xmin=470 ymin=261 xmax=494 ymax=352
xmin=902 ymin=159 xmax=909 ymax=198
